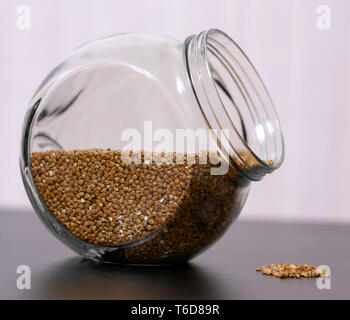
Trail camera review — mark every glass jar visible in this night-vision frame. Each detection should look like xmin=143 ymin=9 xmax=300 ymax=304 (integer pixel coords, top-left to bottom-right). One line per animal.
xmin=20 ymin=29 xmax=284 ymax=265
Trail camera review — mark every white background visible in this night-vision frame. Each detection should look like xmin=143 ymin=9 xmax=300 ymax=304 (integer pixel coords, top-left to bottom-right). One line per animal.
xmin=1 ymin=0 xmax=349 ymax=223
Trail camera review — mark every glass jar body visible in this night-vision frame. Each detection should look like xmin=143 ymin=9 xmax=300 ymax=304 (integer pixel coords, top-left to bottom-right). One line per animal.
xmin=21 ymin=31 xmax=280 ymax=264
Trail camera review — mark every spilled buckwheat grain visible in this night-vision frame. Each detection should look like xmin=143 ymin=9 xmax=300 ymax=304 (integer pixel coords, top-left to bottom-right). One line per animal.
xmin=256 ymin=264 xmax=329 ymax=278
xmin=30 ymin=149 xmax=261 ymax=264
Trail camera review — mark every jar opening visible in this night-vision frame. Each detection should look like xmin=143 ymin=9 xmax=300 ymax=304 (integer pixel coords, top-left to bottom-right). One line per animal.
xmin=185 ymin=29 xmax=284 ymax=180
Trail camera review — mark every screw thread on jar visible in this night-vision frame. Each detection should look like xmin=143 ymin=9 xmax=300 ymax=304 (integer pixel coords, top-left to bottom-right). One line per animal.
xmin=184 ymin=29 xmax=284 ymax=181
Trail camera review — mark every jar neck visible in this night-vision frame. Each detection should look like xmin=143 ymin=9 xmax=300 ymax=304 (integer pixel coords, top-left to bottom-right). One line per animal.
xmin=184 ymin=29 xmax=284 ymax=181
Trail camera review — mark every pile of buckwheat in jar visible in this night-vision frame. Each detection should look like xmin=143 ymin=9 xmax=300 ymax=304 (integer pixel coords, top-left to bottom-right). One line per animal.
xmin=30 ymin=149 xmax=262 ymax=264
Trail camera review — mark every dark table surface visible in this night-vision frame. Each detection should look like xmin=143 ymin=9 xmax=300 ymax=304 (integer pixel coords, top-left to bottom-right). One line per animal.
xmin=0 ymin=208 xmax=349 ymax=299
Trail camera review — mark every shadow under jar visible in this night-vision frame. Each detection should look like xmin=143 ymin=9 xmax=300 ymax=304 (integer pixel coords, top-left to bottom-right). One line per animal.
xmin=20 ymin=29 xmax=284 ymax=265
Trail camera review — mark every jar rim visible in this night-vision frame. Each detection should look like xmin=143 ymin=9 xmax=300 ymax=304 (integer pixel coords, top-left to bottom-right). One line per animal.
xmin=184 ymin=28 xmax=285 ymax=181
